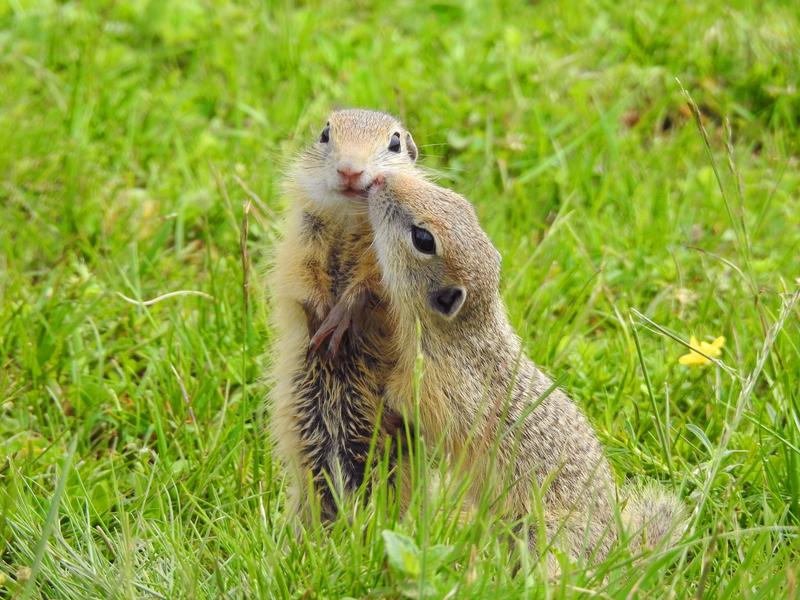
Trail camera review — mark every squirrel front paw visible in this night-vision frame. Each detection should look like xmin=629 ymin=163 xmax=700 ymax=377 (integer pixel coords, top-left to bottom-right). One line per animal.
xmin=307 ymin=290 xmax=373 ymax=360
xmin=308 ymin=300 xmax=353 ymax=359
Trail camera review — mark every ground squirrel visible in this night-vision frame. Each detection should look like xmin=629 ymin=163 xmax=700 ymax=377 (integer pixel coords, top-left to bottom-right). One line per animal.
xmin=358 ymin=171 xmax=685 ymax=563
xmin=268 ymin=109 xmax=418 ymax=522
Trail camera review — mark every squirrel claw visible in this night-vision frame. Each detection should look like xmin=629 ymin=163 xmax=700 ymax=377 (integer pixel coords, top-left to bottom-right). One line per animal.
xmin=308 ymin=290 xmax=372 ymax=360
xmin=325 ymin=315 xmax=352 ymax=359
xmin=309 ymin=301 xmax=352 ymax=360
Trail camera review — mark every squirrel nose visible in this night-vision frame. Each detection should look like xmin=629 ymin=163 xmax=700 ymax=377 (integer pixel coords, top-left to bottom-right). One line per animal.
xmin=337 ymin=168 xmax=364 ymax=185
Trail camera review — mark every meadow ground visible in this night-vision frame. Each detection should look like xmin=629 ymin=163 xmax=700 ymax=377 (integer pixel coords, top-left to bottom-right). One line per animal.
xmin=1 ymin=0 xmax=799 ymax=597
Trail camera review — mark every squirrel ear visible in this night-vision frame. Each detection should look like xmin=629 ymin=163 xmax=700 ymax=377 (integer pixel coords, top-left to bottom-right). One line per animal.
xmin=429 ymin=285 xmax=466 ymax=319
xmin=405 ymin=132 xmax=418 ymax=162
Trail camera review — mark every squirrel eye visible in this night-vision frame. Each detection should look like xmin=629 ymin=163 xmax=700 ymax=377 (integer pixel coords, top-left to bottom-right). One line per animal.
xmin=320 ymin=124 xmax=330 ymax=144
xmin=411 ymin=225 xmax=436 ymax=255
xmin=388 ymin=131 xmax=401 ymax=153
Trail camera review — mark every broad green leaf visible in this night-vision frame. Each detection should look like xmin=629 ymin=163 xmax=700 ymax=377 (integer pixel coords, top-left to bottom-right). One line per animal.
xmin=382 ymin=530 xmax=420 ymax=577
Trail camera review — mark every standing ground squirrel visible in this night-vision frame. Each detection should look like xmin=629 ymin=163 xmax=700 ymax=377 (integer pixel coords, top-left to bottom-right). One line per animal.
xmin=268 ymin=109 xmax=419 ymax=522
xmin=358 ymin=171 xmax=685 ymax=563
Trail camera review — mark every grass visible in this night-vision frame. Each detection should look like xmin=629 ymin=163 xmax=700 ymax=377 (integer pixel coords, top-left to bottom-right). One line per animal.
xmin=1 ymin=0 xmax=799 ymax=597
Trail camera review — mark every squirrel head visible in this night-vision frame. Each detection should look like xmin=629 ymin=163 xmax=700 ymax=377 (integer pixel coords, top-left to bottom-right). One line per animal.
xmin=290 ymin=109 xmax=418 ymax=211
xmin=366 ymin=172 xmax=501 ymax=327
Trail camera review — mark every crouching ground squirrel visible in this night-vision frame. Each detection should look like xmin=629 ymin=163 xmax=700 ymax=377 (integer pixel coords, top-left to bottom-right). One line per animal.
xmin=269 ymin=109 xmax=419 ymax=522
xmin=358 ymin=172 xmax=685 ymax=563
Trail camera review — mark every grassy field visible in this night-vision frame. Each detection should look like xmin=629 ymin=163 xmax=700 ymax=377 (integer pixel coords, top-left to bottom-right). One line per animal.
xmin=2 ymin=0 xmax=799 ymax=597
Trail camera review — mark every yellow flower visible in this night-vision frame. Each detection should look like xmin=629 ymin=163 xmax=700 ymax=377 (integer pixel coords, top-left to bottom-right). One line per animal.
xmin=679 ymin=335 xmax=725 ymax=366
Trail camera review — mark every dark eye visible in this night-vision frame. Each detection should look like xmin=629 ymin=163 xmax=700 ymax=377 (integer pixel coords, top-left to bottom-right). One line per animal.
xmin=320 ymin=123 xmax=330 ymax=144
xmin=388 ymin=131 xmax=401 ymax=153
xmin=411 ymin=225 xmax=436 ymax=255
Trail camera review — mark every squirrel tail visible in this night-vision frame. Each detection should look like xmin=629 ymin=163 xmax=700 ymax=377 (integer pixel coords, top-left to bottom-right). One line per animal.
xmin=621 ymin=483 xmax=687 ymax=554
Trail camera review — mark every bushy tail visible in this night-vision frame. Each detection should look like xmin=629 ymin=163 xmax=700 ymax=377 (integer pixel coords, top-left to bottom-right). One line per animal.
xmin=621 ymin=483 xmax=687 ymax=554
